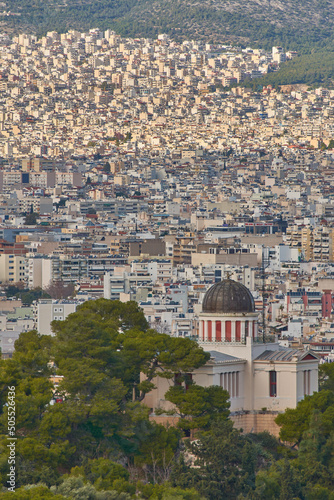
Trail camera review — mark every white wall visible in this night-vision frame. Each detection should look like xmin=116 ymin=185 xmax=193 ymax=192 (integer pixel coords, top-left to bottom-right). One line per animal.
xmin=36 ymin=300 xmax=78 ymax=335
xmin=253 ymin=359 xmax=318 ymax=411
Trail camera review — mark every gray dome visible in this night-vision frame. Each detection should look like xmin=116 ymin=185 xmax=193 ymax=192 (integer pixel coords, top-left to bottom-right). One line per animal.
xmin=202 ymin=279 xmax=255 ymax=314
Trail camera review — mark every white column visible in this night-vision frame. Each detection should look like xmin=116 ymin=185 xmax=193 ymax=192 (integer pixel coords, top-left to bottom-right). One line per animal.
xmin=199 ymin=320 xmax=203 ymax=341
xmin=254 ymin=321 xmax=258 ymax=339
xmin=231 ymin=321 xmax=236 ymax=342
xmin=204 ymin=320 xmax=208 ymax=342
xmin=232 ymin=372 xmax=236 ymax=398
xmin=212 ymin=320 xmax=216 ymax=342
xmin=241 ymin=321 xmax=246 ymax=341
xmin=221 ymin=320 xmax=226 ymax=341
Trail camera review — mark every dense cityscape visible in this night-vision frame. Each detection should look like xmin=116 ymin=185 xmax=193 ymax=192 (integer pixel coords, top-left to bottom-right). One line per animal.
xmin=0 ymin=26 xmax=334 ymax=499
xmin=0 ymin=29 xmax=333 ymax=353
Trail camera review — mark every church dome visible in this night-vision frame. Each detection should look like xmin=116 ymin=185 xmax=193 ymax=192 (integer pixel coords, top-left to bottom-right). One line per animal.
xmin=202 ymin=279 xmax=255 ymax=314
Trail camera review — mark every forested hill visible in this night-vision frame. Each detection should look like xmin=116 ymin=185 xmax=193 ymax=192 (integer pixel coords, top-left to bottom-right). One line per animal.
xmin=241 ymin=51 xmax=334 ymax=90
xmin=3 ymin=0 xmax=334 ymax=52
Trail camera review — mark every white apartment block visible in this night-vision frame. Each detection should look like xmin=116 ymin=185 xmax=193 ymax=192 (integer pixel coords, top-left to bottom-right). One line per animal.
xmin=131 ymin=259 xmax=172 ymax=284
xmin=27 ymin=257 xmax=53 ymax=289
xmin=18 ymin=196 xmax=53 ymax=214
xmin=35 ymin=299 xmax=80 ymax=335
xmin=55 ymin=172 xmax=83 ymax=187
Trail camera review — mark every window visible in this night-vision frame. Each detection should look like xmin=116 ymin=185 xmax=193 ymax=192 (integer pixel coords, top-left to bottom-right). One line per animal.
xmin=174 ymin=373 xmax=182 ymax=386
xmin=269 ymin=371 xmax=277 ymax=397
xmin=216 ymin=321 xmax=222 ymax=342
xmin=225 ymin=321 xmax=231 ymax=342
xmin=185 ymin=373 xmax=193 ymax=391
xmin=236 ymin=321 xmax=241 ymax=342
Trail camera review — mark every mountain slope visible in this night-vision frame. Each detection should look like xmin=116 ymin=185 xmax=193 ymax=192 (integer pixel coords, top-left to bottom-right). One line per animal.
xmin=4 ymin=0 xmax=334 ymax=51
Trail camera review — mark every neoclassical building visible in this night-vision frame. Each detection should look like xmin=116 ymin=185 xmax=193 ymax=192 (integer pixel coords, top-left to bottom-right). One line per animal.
xmin=144 ymin=279 xmax=319 ymax=434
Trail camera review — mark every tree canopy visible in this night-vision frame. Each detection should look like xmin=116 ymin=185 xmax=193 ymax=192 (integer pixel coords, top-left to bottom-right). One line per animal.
xmin=0 ymin=300 xmax=333 ymax=499
xmin=0 ymin=299 xmax=213 ymax=493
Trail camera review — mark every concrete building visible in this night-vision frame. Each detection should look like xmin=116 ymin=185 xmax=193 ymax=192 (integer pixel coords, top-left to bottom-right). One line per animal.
xmin=35 ymin=299 xmax=79 ymax=335
xmin=27 ymin=256 xmax=53 ymax=289
xmin=0 ymin=254 xmax=26 ymax=283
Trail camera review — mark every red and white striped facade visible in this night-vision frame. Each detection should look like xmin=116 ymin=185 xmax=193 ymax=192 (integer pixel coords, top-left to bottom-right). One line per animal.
xmin=198 ymin=312 xmax=258 ymax=343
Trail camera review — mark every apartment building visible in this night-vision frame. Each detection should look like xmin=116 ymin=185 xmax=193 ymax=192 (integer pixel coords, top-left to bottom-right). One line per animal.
xmin=35 ymin=299 xmax=80 ymax=335
xmin=131 ymin=259 xmax=172 ymax=283
xmin=18 ymin=196 xmax=53 ymax=214
xmin=301 ymin=226 xmax=334 ymax=261
xmin=0 ymin=254 xmax=26 ymax=283
xmin=173 ymin=235 xmax=197 ymax=265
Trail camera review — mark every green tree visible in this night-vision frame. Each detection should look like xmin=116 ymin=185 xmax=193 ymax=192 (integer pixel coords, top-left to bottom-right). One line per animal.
xmin=275 ymin=390 xmax=334 ymax=445
xmin=135 ymin=424 xmax=181 ymax=483
xmin=0 ymin=331 xmax=60 ymax=486
xmin=51 ymin=476 xmax=132 ymax=499
xmin=4 ymin=285 xmax=50 ymax=305
xmin=86 ymin=207 xmax=97 ymax=215
xmin=0 ymin=485 xmax=65 ymax=499
xmin=254 ymin=468 xmax=281 ymax=499
xmin=70 ymin=458 xmax=136 ymax=496
xmin=49 ymin=299 xmax=209 ymax=461
xmin=295 ymin=411 xmax=332 ymax=489
xmin=45 ymin=281 xmax=75 ymax=300
xmin=4 ymin=282 xmax=25 ymax=297
xmin=254 ymin=457 xmax=301 ymax=500
xmin=171 ymin=419 xmax=257 ymax=500
xmin=0 ymin=300 xmax=212 ymax=490
xmin=124 ymin=330 xmax=210 ymax=401
xmin=257 ymin=410 xmax=334 ymax=499
xmin=162 ymin=384 xmax=230 ymax=431
xmin=319 ymin=362 xmax=334 ymax=392
xmin=138 ymin=482 xmax=204 ymax=499
xmin=103 ymin=162 xmax=111 ymax=173
xmin=278 ymin=459 xmax=299 ymax=500
xmin=24 ymin=212 xmax=38 ymax=225
xmin=52 ymin=299 xmax=209 ymax=402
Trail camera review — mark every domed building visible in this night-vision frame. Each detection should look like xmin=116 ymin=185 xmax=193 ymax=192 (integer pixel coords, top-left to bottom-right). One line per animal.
xmin=199 ymin=279 xmax=258 ymax=343
xmin=143 ymin=279 xmax=319 ymax=435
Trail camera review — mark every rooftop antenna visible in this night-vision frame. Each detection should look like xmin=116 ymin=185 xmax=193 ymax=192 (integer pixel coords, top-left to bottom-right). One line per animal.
xmin=262 ymin=245 xmax=270 ymax=342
